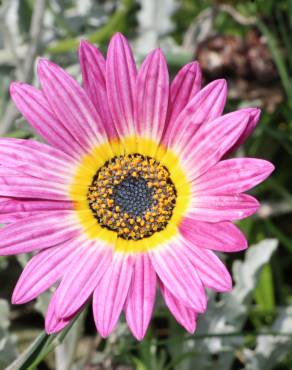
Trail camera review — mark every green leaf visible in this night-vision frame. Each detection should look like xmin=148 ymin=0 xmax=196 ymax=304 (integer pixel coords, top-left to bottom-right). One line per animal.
xmin=17 ymin=0 xmax=34 ymax=36
xmin=132 ymin=357 xmax=148 ymax=370
xmin=6 ymin=332 xmax=49 ymax=370
xmin=264 ymin=219 xmax=292 ymax=254
xmin=258 ymin=20 xmax=292 ymax=108
xmin=6 ymin=311 xmax=82 ymax=370
xmin=47 ymin=0 xmax=135 ymax=54
xmin=254 ymin=264 xmax=275 ymax=312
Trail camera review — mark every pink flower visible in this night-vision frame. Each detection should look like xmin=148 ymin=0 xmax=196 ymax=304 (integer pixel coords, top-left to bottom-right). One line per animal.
xmin=1 ymin=33 xmax=273 ymax=340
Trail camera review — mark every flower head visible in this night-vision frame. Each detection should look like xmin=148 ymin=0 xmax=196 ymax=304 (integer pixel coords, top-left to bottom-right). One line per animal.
xmin=2 ymin=33 xmax=274 ymax=340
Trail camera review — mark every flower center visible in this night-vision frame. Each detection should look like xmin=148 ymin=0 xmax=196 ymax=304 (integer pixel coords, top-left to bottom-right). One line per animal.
xmin=87 ymin=154 xmax=177 ymax=240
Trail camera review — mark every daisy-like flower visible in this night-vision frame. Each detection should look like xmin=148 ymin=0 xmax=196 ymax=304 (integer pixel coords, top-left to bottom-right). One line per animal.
xmin=1 ymin=33 xmax=273 ymax=340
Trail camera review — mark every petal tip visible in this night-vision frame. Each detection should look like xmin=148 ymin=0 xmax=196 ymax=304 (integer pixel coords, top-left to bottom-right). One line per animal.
xmin=10 ymin=82 xmax=35 ymax=98
xmin=260 ymin=160 xmax=275 ymax=178
xmin=214 ymin=78 xmax=227 ymax=88
xmin=38 ymin=57 xmax=50 ymax=67
xmin=54 ymin=299 xmax=73 ymax=319
xmin=37 ymin=58 xmax=55 ymax=76
xmin=45 ymin=329 xmax=54 ymax=335
xmin=79 ymin=38 xmax=87 ymax=50
xmin=240 ymin=107 xmax=261 ymax=122
xmin=184 ymin=323 xmax=197 ymax=334
xmin=248 ymin=107 xmax=261 ymax=124
xmin=192 ymin=60 xmax=200 ymax=69
xmin=9 ymin=81 xmax=21 ymax=96
xmin=230 ymin=224 xmax=248 ymax=252
xmin=11 ymin=294 xmax=20 ymax=305
xmin=197 ymin=295 xmax=207 ymax=313
xmin=98 ymin=327 xmax=111 ymax=338
xmin=11 ymin=288 xmax=26 ymax=305
xmin=241 ymin=237 xmax=248 ymax=251
xmin=79 ymin=39 xmax=93 ymax=53
xmin=222 ymin=276 xmax=233 ymax=292
xmin=107 ymin=32 xmax=134 ymax=66
xmin=204 ymin=78 xmax=227 ymax=96
xmin=45 ymin=320 xmax=59 ymax=334
xmin=79 ymin=39 xmax=90 ymax=60
xmin=151 ymin=48 xmax=166 ymax=60
xmin=251 ymin=198 xmax=261 ymax=214
xmin=110 ymin=32 xmax=127 ymax=46
xmin=127 ymin=318 xmax=149 ymax=341
xmin=79 ymin=38 xmax=88 ymax=46
xmin=267 ymin=161 xmax=276 ymax=174
xmin=113 ymin=31 xmax=126 ymax=40
xmin=37 ymin=58 xmax=48 ymax=74
xmin=191 ymin=61 xmax=201 ymax=75
xmin=10 ymin=81 xmax=29 ymax=97
xmin=45 ymin=324 xmax=54 ymax=334
xmin=251 ymin=107 xmax=261 ymax=117
xmin=219 ymin=78 xmax=228 ymax=92
xmin=132 ymin=330 xmax=147 ymax=341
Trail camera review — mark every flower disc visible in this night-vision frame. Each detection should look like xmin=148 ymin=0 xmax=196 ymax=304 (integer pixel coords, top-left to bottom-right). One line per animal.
xmin=88 ymin=154 xmax=176 ymax=240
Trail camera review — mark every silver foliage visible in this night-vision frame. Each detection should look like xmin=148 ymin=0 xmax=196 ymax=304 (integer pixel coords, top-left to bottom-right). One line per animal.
xmin=167 ymin=239 xmax=279 ymax=370
xmin=244 ymin=306 xmax=292 ymax=370
xmin=0 ymin=300 xmax=18 ymax=368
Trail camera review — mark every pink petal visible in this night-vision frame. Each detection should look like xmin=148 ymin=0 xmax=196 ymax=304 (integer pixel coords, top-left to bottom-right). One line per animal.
xmin=179 ymin=218 xmax=247 ymax=252
xmin=166 ymin=79 xmax=227 ymax=148
xmin=160 ymin=282 xmax=197 ymax=333
xmin=188 ymin=194 xmax=260 ymax=222
xmin=106 ymin=33 xmax=136 ymax=137
xmin=10 ymin=83 xmax=84 ymax=158
xmin=177 ymin=109 xmax=252 ymax=180
xmin=183 ymin=241 xmax=232 ymax=292
xmin=93 ymin=254 xmax=133 ymax=337
xmin=12 ymin=241 xmax=81 ymax=304
xmin=228 ymin=108 xmax=261 ymax=153
xmin=45 ymin=292 xmax=73 ymax=334
xmin=0 ymin=138 xmax=73 ymax=182
xmin=0 ymin=173 xmax=68 ymax=200
xmin=168 ymin=61 xmax=202 ymax=126
xmin=0 ymin=211 xmax=79 ymax=255
xmin=178 ymin=78 xmax=227 ymax=123
xmin=79 ymin=40 xmax=117 ymax=139
xmin=149 ymin=241 xmax=207 ymax=312
xmin=125 ymin=254 xmax=156 ymax=340
xmin=193 ymin=158 xmax=275 ymax=195
xmin=0 ymin=137 xmax=72 ymax=162
xmin=135 ymin=49 xmax=169 ymax=141
xmin=38 ymin=59 xmax=106 ymax=152
xmin=54 ymin=241 xmax=112 ymax=318
xmin=0 ymin=198 xmax=72 ymax=223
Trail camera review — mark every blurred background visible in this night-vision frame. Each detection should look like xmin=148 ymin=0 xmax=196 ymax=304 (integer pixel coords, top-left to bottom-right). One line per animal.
xmin=0 ymin=0 xmax=292 ymax=369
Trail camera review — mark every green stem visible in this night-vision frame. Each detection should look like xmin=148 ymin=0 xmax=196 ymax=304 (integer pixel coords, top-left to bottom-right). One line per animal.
xmin=258 ymin=20 xmax=292 ymax=108
xmin=7 ymin=311 xmax=83 ymax=370
xmin=47 ymin=0 xmax=134 ymax=54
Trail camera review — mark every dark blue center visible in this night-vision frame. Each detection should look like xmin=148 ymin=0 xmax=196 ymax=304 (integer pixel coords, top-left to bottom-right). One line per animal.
xmin=113 ymin=176 xmax=154 ymax=217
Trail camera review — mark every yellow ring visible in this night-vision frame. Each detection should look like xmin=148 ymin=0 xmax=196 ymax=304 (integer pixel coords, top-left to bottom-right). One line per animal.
xmin=69 ymin=136 xmax=191 ymax=253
